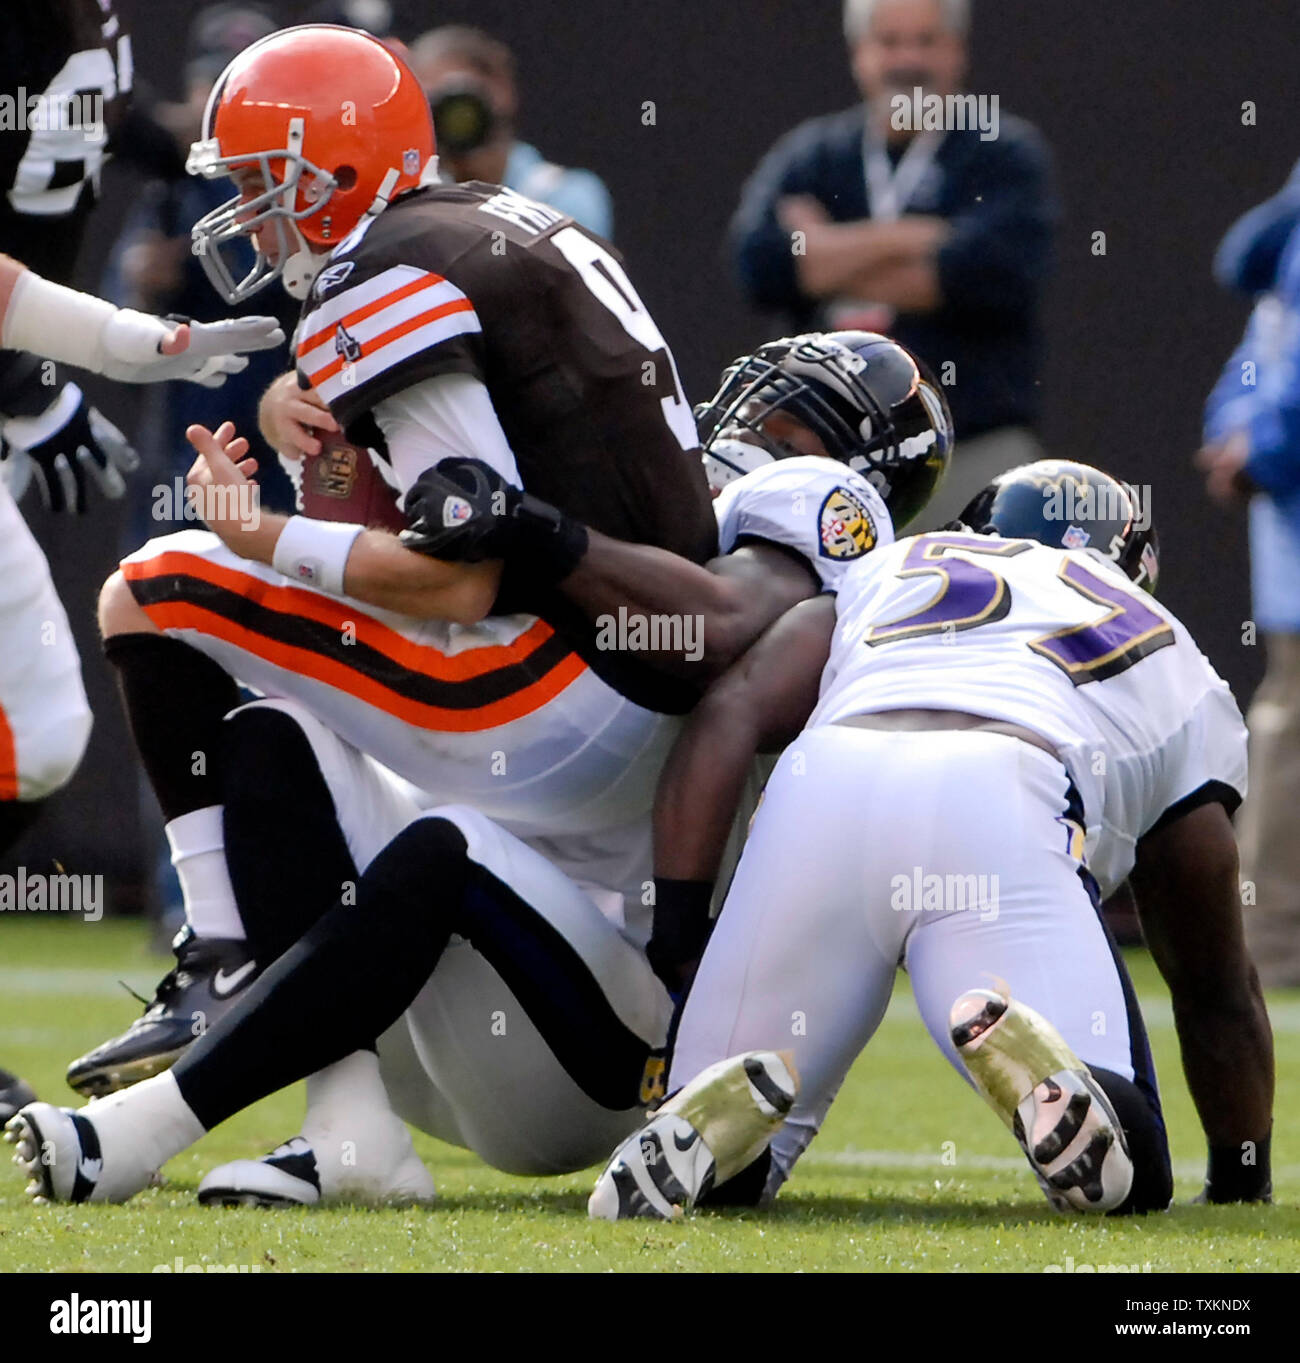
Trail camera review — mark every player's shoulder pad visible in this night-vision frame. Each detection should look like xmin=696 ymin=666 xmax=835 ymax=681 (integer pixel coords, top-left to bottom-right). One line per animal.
xmin=296 ymin=244 xmax=482 ymax=410
xmin=715 ymin=455 xmax=894 ymax=589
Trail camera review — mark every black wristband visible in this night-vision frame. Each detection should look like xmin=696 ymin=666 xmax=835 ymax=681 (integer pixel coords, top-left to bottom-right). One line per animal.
xmin=646 ymin=877 xmax=715 ymax=975
xmin=0 ymin=350 xmax=54 ymax=418
xmin=1205 ymin=1131 xmax=1272 ymax=1203
xmin=513 ymin=492 xmax=589 ymax=586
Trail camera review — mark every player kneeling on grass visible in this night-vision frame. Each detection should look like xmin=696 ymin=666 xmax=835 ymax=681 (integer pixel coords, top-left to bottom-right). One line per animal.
xmin=65 ymin=330 xmax=945 ymax=1101
xmin=586 ymin=462 xmax=1274 ymax=1219
xmin=4 ymin=334 xmax=950 ymax=1207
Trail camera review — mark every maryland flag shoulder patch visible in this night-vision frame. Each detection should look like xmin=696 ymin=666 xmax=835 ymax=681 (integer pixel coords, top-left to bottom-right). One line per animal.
xmin=819 ymin=486 xmax=877 ymax=560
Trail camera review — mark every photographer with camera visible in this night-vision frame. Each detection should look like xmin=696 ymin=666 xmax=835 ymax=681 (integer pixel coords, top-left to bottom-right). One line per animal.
xmin=409 ymin=25 xmax=613 ymax=240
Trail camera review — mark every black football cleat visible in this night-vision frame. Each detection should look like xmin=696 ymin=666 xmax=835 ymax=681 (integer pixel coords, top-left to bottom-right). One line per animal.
xmin=0 ymin=1067 xmax=38 ymax=1125
xmin=65 ymin=926 xmax=259 ymax=1098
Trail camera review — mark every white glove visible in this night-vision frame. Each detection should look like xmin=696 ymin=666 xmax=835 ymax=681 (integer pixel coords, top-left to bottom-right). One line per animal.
xmin=99 ymin=312 xmax=287 ymax=387
xmin=1 ymin=268 xmax=285 ymax=388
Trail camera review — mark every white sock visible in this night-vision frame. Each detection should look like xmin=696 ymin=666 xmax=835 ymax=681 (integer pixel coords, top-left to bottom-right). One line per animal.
xmin=302 ymin=1051 xmax=410 ymax=1192
xmin=165 ymin=807 xmax=245 ymax=942
xmin=304 ymin=1050 xmax=396 ymax=1136
xmin=83 ymin=1072 xmax=207 ymax=1198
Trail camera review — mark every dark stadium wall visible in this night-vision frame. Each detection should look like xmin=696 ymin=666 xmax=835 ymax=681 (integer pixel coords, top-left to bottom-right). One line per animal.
xmin=11 ymin=0 xmax=1291 ymax=887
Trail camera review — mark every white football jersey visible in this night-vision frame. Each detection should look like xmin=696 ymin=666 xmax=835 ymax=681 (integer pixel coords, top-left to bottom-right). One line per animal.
xmin=714 ymin=456 xmax=894 ymax=591
xmin=810 ymin=532 xmax=1248 ymax=895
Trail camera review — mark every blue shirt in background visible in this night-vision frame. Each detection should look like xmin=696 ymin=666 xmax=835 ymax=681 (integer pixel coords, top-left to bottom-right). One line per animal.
xmin=505 ymin=140 xmax=613 ymax=241
xmin=1205 ymin=159 xmax=1300 ymax=632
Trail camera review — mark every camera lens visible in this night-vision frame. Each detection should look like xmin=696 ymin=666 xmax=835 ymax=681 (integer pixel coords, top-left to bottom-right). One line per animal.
xmin=429 ymin=82 xmax=496 ymax=157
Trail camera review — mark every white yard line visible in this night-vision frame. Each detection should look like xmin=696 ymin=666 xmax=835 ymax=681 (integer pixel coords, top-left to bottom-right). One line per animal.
xmin=801 ymin=1148 xmax=1300 ymax=1180
xmin=876 ymin=991 xmax=1300 ymax=1033
xmin=0 ymin=966 xmax=139 ymax=998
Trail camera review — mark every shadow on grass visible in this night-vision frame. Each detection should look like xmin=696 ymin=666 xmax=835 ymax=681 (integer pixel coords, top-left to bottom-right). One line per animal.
xmin=143 ymin=1174 xmax=1299 ymax=1233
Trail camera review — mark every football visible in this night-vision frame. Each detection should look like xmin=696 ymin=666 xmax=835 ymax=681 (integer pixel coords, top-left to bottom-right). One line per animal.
xmin=298 ymin=430 xmax=407 ymax=533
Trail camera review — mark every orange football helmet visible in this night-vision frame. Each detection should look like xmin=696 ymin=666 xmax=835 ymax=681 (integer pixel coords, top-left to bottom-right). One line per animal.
xmin=187 ymin=24 xmax=437 ymax=303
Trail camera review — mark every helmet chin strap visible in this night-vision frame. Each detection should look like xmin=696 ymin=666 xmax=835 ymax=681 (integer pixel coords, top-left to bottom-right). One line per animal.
xmin=702 ymin=437 xmax=776 ymax=492
xmin=281 ymin=152 xmax=440 ymax=300
xmin=281 ymin=220 xmax=327 ymax=300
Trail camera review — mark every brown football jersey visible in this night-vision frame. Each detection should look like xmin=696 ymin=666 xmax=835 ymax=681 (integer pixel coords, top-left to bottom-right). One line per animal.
xmin=294 ymin=181 xmax=716 ymax=567
xmin=293 ymin=181 xmax=716 ymax=711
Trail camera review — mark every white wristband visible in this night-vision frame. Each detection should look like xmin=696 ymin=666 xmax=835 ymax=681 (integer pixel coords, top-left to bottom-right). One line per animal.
xmin=1 ymin=269 xmax=121 ymax=371
xmin=272 ymin=516 xmax=365 ymax=597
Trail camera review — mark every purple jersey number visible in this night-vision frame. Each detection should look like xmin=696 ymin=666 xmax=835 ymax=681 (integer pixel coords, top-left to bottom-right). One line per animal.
xmin=1030 ymin=557 xmax=1175 ymax=683
xmin=864 ymin=533 xmax=1175 ymax=685
xmin=864 ymin=534 xmax=1033 ymax=645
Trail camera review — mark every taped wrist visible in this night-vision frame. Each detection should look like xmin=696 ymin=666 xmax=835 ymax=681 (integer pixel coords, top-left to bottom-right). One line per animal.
xmin=0 ymin=269 xmax=120 ymax=372
xmin=1205 ymin=1131 xmax=1272 ymax=1203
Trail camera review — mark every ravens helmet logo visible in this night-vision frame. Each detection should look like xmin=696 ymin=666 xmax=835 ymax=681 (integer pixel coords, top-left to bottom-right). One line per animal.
xmin=819 ymin=486 xmax=877 ymax=560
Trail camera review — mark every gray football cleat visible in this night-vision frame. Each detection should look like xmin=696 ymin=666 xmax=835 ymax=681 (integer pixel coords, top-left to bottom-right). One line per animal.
xmin=951 ymin=987 xmax=1133 ymax=1213
xmin=588 ymin=1050 xmax=799 ymax=1221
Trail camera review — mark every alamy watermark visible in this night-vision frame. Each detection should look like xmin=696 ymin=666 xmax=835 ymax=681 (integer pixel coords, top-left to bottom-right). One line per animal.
xmin=890 ymin=87 xmax=999 ymax=141
xmin=1043 ymin=480 xmax=1152 ymax=533
xmin=1043 ymin=1254 xmax=1153 ymax=1274
xmin=152 ymin=477 xmax=261 ymax=531
xmin=595 ymin=607 xmax=703 ymax=662
xmin=152 ymin=1257 xmax=263 ymax=1274
xmin=890 ymin=866 xmax=999 ymax=921
xmin=0 ymin=90 xmax=104 ymax=139
xmin=0 ymin=867 xmax=103 ymax=921
xmin=49 ymin=1295 xmax=150 ymax=1343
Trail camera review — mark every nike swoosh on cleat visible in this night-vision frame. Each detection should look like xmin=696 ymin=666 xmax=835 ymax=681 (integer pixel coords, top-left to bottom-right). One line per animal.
xmin=641 ymin=1130 xmax=692 ymax=1206
xmin=672 ymin=1129 xmax=699 ymax=1153
xmin=69 ymin=1111 xmax=103 ymax=1203
xmin=1032 ymin=1089 xmax=1091 ymax=1165
xmin=264 ymin=1144 xmax=321 ymax=1191
xmin=211 ymin=961 xmax=257 ymax=997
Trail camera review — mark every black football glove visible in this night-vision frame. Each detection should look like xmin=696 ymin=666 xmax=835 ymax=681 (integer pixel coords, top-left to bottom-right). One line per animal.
xmin=1 ymin=381 xmax=138 ymax=514
xmin=399 ymin=456 xmax=588 ymax=584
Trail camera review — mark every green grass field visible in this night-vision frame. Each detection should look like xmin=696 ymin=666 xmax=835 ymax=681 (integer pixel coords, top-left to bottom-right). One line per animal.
xmin=1 ymin=916 xmax=1296 ymax=1273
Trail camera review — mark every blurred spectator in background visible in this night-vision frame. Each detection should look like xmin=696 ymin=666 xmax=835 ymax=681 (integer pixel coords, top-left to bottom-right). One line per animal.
xmin=306 ymin=0 xmax=395 ymax=36
xmin=730 ymin=0 xmax=1057 ymax=528
xmin=1199 ymin=162 xmax=1300 ymax=988
xmin=103 ymin=3 xmax=297 ymax=539
xmin=408 ymin=25 xmax=614 ymax=239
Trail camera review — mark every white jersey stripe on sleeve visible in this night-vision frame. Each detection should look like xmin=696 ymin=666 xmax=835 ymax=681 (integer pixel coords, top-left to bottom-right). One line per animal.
xmin=296 ymin=265 xmax=468 ymax=365
xmin=311 ymin=306 xmax=483 ymax=406
xmin=299 ymin=280 xmax=475 ymax=374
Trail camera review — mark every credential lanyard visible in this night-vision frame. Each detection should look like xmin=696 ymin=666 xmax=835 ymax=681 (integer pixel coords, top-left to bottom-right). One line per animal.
xmin=863 ymin=129 xmax=943 ymax=222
